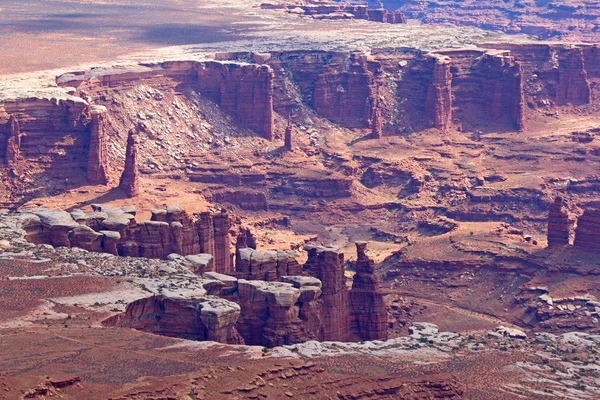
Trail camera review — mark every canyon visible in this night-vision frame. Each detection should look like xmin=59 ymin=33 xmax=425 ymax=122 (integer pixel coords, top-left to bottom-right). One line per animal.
xmin=2 ymin=0 xmax=600 ymax=399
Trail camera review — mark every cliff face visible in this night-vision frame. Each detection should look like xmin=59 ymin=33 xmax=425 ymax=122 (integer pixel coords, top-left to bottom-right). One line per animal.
xmin=264 ymin=51 xmax=382 ymax=131
xmin=107 ymin=295 xmax=244 ymax=344
xmin=547 ymin=197 xmax=570 ymax=247
xmin=436 ymin=50 xmax=525 ymax=131
xmin=557 ymin=47 xmax=591 ymax=105
xmin=424 ymin=59 xmax=453 ymax=132
xmin=21 ymin=206 xmax=233 ymax=272
xmin=574 ymin=209 xmax=600 ymax=253
xmin=0 ymin=97 xmax=90 ymax=179
xmin=196 ymin=62 xmax=274 ymax=140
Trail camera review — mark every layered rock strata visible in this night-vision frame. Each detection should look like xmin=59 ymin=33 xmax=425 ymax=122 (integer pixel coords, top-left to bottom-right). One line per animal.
xmin=269 ymin=4 xmax=407 ymax=24
xmin=557 ymin=47 xmax=591 ymax=105
xmin=4 ymin=115 xmax=21 ymax=167
xmin=20 ymin=206 xmax=232 ymax=270
xmin=236 ymin=278 xmax=323 ymax=347
xmin=574 ymin=209 xmax=600 ymax=253
xmin=303 ymin=245 xmax=352 ymax=341
xmin=424 ymin=59 xmax=452 ymax=132
xmin=234 ymin=246 xmax=302 ymax=281
xmin=86 ymin=105 xmax=109 ymax=184
xmin=350 ymin=242 xmax=388 ymax=341
xmin=547 ymin=197 xmax=570 ymax=247
xmin=0 ymin=96 xmax=90 ymax=178
xmin=119 ymin=127 xmax=140 ymax=197
xmin=107 ymin=295 xmax=244 ymax=343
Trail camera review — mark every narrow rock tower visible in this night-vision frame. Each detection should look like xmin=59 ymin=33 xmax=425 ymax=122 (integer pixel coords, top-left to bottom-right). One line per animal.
xmin=119 ymin=126 xmax=140 ymax=197
xmin=5 ymin=115 xmax=21 ymax=166
xmin=547 ymin=197 xmax=570 ymax=247
xmin=350 ymin=241 xmax=388 ymax=341
xmin=87 ymin=105 xmax=109 ymax=184
xmin=284 ymin=115 xmax=293 ymax=151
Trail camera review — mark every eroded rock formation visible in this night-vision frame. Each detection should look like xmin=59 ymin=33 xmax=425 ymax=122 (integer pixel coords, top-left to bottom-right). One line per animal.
xmin=86 ymin=105 xmax=109 ymax=184
xmin=196 ymin=62 xmax=275 ymax=140
xmin=424 ymin=59 xmax=452 ymax=132
xmin=557 ymin=47 xmax=591 ymax=105
xmin=4 ymin=115 xmax=20 ymax=167
xmin=574 ymin=209 xmax=600 ymax=253
xmin=547 ymin=197 xmax=570 ymax=247
xmin=284 ymin=116 xmax=294 ymax=151
xmin=119 ymin=127 xmax=140 ymax=197
xmin=266 ymin=4 xmax=407 ymax=24
xmin=0 ymin=96 xmax=90 ymax=179
xmin=106 ymin=295 xmax=244 ymax=343
xmin=350 ymin=241 xmax=388 ymax=341
xmin=303 ymin=245 xmax=352 ymax=341
xmin=20 ymin=206 xmax=233 ymax=271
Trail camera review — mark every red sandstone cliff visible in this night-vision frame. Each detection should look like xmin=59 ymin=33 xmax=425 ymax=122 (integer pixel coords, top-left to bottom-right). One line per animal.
xmin=424 ymin=59 xmax=452 ymax=132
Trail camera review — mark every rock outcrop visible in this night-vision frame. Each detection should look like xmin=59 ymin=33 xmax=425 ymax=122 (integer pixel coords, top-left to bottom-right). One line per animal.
xmin=196 ymin=62 xmax=274 ymax=140
xmin=303 ymin=245 xmax=352 ymax=341
xmin=284 ymin=117 xmax=294 ymax=151
xmin=106 ymin=295 xmax=244 ymax=344
xmin=234 ymin=247 xmax=302 ymax=281
xmin=350 ymin=242 xmax=388 ymax=341
xmin=4 ymin=115 xmax=20 ymax=167
xmin=236 ymin=278 xmax=323 ymax=346
xmin=119 ymin=127 xmax=140 ymax=197
xmin=212 ymin=210 xmax=232 ymax=274
xmin=547 ymin=197 xmax=570 ymax=247
xmin=574 ymin=209 xmax=600 ymax=253
xmin=86 ymin=105 xmax=108 ymax=184
xmin=0 ymin=96 xmax=90 ymax=179
xmin=557 ymin=47 xmax=591 ymax=105
xmin=270 ymin=4 xmax=407 ymax=24
xmin=424 ymin=59 xmax=452 ymax=132
xmin=21 ymin=206 xmax=233 ymax=272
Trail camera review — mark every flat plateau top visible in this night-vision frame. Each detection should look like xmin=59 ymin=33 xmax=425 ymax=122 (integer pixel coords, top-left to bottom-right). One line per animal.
xmin=0 ymin=0 xmax=530 ymax=75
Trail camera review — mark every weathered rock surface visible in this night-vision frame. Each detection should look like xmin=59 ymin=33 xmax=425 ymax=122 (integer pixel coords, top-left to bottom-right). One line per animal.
xmin=21 ymin=205 xmax=233 ymax=271
xmin=424 ymin=59 xmax=452 ymax=132
xmin=574 ymin=209 xmax=600 ymax=253
xmin=303 ymin=245 xmax=352 ymax=341
xmin=236 ymin=278 xmax=323 ymax=347
xmin=106 ymin=295 xmax=244 ymax=344
xmin=86 ymin=105 xmax=108 ymax=184
xmin=547 ymin=197 xmax=570 ymax=247
xmin=350 ymin=241 xmax=388 ymax=341
xmin=119 ymin=126 xmax=140 ymax=197
xmin=234 ymin=246 xmax=301 ymax=281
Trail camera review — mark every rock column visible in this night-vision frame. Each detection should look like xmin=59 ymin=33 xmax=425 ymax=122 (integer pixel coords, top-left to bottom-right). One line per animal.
xmin=303 ymin=245 xmax=351 ymax=341
xmin=5 ymin=115 xmax=21 ymax=167
xmin=284 ymin=116 xmax=294 ymax=151
xmin=213 ymin=210 xmax=232 ymax=274
xmin=350 ymin=241 xmax=388 ymax=341
xmin=547 ymin=197 xmax=570 ymax=247
xmin=87 ymin=105 xmax=109 ymax=184
xmin=119 ymin=126 xmax=140 ymax=197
